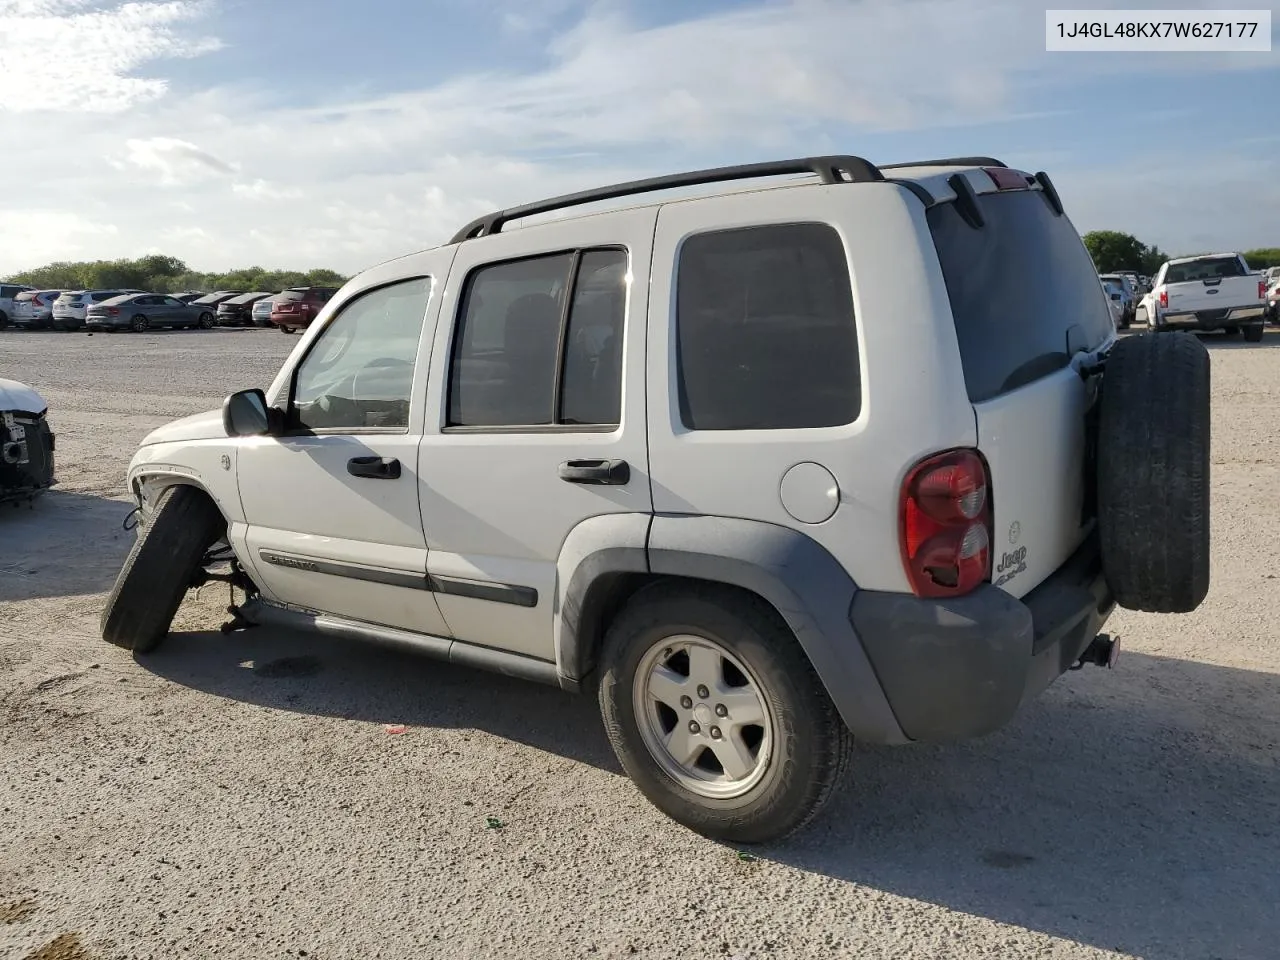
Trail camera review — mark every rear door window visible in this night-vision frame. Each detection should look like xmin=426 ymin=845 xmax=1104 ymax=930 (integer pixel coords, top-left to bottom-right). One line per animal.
xmin=927 ymin=190 xmax=1113 ymax=403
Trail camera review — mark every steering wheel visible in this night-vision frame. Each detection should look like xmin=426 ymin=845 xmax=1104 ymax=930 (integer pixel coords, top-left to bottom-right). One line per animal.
xmin=351 ymin=357 xmax=414 ymax=405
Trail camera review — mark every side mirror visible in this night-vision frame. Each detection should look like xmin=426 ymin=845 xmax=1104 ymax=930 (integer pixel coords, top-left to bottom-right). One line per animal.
xmin=223 ymin=388 xmax=273 ymax=437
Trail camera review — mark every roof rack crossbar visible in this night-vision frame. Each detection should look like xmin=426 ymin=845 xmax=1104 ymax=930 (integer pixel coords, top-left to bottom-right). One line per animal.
xmin=448 ymin=154 xmax=885 ymax=244
xmin=878 ymin=156 xmax=1008 ymax=170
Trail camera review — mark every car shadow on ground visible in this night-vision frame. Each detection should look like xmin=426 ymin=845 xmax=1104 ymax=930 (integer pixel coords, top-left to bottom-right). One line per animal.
xmin=0 ymin=489 xmax=133 ymax=602
xmin=142 ymin=624 xmax=622 ymax=774
xmin=771 ymin=652 xmax=1280 ymax=960
xmin=142 ymin=625 xmax=1278 ymax=959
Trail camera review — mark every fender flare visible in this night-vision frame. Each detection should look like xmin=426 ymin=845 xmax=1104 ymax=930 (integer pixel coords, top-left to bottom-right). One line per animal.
xmin=556 ymin=513 xmax=908 ymax=745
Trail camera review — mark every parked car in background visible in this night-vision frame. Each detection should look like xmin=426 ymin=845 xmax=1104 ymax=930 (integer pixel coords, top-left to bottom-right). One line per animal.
xmin=269 ymin=286 xmax=339 ymax=333
xmin=1115 ymin=270 xmax=1146 ymax=296
xmin=187 ymin=290 xmax=244 ymax=314
xmin=250 ymin=296 xmax=278 ymax=327
xmin=85 ymin=293 xmax=217 ymax=332
xmin=10 ymin=290 xmax=64 ymax=329
xmin=1150 ymin=253 xmax=1268 ymax=341
xmin=51 ymin=289 xmax=145 ymax=330
xmin=173 ymin=291 xmax=206 ymax=303
xmin=217 ymin=292 xmax=276 ymax=327
xmin=1098 ymin=273 xmax=1135 ymax=328
xmin=0 ymin=283 xmax=36 ymax=329
xmin=1265 ymin=277 xmax=1280 ymax=324
xmin=0 ymin=376 xmax=55 ymax=504
xmin=1135 ymin=290 xmax=1154 ymax=327
xmin=1101 ymin=279 xmax=1126 ymax=327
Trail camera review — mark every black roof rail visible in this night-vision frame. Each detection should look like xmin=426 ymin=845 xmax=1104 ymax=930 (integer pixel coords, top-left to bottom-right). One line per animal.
xmin=879 ymin=156 xmax=1008 ymax=170
xmin=448 ymin=155 xmax=885 ymax=244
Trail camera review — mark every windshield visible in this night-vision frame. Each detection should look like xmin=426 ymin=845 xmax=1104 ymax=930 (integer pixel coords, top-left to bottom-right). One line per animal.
xmin=1164 ymin=257 xmax=1245 ymax=283
xmin=928 ymin=189 xmax=1113 ymax=403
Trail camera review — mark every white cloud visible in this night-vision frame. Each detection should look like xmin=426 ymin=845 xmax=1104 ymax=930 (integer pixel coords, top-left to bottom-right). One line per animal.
xmin=0 ymin=0 xmax=1275 ymax=277
xmin=232 ymin=179 xmax=304 ymax=201
xmin=117 ymin=136 xmax=238 ymax=184
xmin=0 ymin=0 xmax=221 ymax=112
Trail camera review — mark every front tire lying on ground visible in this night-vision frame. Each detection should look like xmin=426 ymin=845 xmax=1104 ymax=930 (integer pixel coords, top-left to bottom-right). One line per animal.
xmin=1097 ymin=332 xmax=1210 ymax=613
xmin=101 ymin=485 xmax=226 ymax=653
xmin=598 ymin=582 xmax=853 ymax=844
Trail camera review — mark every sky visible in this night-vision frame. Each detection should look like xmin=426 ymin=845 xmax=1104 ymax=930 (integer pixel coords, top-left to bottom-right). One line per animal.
xmin=0 ymin=0 xmax=1277 ymax=277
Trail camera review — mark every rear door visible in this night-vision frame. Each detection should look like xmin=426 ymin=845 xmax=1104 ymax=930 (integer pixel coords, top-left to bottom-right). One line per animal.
xmin=416 ymin=209 xmax=654 ymax=662
xmin=926 ymin=176 xmax=1115 ymax=598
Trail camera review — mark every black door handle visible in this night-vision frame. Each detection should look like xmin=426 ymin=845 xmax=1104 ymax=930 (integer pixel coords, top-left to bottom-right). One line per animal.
xmin=347 ymin=456 xmax=401 ymax=480
xmin=558 ymin=459 xmax=629 ymax=486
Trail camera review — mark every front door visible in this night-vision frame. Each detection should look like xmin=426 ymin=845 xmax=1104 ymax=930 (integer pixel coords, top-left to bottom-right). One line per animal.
xmin=234 ymin=267 xmax=451 ymax=637
xmin=416 ymin=208 xmax=656 ymax=661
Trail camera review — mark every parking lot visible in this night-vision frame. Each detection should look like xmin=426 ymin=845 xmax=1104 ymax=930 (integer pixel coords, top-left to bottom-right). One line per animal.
xmin=2 ymin=327 xmax=1278 ymax=960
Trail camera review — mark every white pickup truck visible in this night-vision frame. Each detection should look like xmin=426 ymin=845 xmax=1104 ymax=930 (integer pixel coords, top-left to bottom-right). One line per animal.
xmin=1151 ymin=252 xmax=1268 ymax=342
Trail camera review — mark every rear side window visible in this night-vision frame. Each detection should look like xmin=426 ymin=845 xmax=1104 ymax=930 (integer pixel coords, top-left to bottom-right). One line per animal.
xmin=1 ymin=285 xmax=21 ymax=298
xmin=928 ymin=190 xmax=1112 ymax=403
xmin=676 ymin=222 xmax=860 ymax=431
xmin=1164 ymin=257 xmax=1245 ymax=283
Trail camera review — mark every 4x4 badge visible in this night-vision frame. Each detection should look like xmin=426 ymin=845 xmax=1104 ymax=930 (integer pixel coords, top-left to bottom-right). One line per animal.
xmin=1008 ymin=521 xmax=1021 ymax=545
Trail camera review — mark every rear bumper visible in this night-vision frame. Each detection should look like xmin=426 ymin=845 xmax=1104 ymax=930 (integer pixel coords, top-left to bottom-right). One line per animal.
xmin=1159 ymin=305 xmax=1266 ymax=329
xmin=851 ymin=534 xmax=1113 ymax=743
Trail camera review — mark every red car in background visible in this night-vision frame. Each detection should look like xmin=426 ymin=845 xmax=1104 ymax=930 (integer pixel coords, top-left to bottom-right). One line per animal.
xmin=269 ymin=286 xmax=339 ymax=333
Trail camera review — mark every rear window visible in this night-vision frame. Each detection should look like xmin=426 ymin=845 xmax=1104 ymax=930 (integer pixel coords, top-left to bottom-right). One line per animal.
xmin=1 ymin=285 xmax=25 ymax=298
xmin=1164 ymin=257 xmax=1245 ymax=283
xmin=15 ymin=291 xmax=39 ymax=302
xmin=57 ymin=293 xmax=83 ymax=303
xmin=927 ymin=190 xmax=1113 ymax=403
xmin=278 ymin=288 xmax=311 ymax=301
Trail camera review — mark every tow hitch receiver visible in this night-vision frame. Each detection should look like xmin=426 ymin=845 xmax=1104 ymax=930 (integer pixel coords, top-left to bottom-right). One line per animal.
xmin=1072 ymin=634 xmax=1120 ymax=670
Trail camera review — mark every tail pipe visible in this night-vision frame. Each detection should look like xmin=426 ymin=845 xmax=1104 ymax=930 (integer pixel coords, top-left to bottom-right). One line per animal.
xmin=1072 ymin=634 xmax=1120 ymax=670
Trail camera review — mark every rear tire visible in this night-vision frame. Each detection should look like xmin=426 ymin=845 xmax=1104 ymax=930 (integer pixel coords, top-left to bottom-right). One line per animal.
xmin=1096 ymin=333 xmax=1210 ymax=613
xmin=101 ymin=485 xmax=225 ymax=653
xmin=1243 ymin=323 xmax=1264 ymax=343
xmin=598 ymin=582 xmax=853 ymax=844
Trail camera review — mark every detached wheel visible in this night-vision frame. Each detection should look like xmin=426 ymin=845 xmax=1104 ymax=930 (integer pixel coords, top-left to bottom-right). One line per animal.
xmin=130 ymin=314 xmax=149 ymax=332
xmin=1243 ymin=323 xmax=1264 ymax=343
xmin=101 ymin=485 xmax=225 ymax=653
xmin=598 ymin=583 xmax=853 ymax=844
xmin=1097 ymin=332 xmax=1210 ymax=613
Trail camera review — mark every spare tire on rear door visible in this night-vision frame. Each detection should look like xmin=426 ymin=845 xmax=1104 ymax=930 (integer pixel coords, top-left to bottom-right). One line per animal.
xmin=1096 ymin=332 xmax=1210 ymax=613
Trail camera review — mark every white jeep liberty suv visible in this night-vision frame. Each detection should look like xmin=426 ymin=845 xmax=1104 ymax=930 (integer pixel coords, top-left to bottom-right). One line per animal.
xmin=104 ymin=155 xmax=1211 ymax=843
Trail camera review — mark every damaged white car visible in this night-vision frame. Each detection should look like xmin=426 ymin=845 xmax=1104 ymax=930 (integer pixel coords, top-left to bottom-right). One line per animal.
xmin=0 ymin=378 xmax=56 ymax=505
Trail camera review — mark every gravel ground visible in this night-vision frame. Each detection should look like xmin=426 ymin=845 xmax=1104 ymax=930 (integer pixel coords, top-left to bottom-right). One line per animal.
xmin=1 ymin=327 xmax=1277 ymax=960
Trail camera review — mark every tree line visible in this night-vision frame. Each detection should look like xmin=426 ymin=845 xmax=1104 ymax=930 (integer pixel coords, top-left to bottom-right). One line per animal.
xmin=6 ymin=239 xmax=1277 ymax=294
xmin=1083 ymin=231 xmax=1280 ymax=275
xmin=2 ymin=255 xmax=349 ymax=295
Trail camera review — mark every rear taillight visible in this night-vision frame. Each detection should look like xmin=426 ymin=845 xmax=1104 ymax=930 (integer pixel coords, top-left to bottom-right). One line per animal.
xmin=900 ymin=449 xmax=992 ymax=598
xmin=1158 ymin=288 xmax=1168 ymax=309
xmin=1260 ymin=280 xmax=1268 ymax=300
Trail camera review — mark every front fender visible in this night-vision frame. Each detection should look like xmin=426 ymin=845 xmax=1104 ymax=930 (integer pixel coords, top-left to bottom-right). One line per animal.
xmin=128 ymin=439 xmax=245 ymax=526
